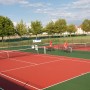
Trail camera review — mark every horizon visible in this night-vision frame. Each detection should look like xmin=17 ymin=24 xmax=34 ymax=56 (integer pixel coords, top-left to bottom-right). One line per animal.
xmin=0 ymin=0 xmax=90 ymax=26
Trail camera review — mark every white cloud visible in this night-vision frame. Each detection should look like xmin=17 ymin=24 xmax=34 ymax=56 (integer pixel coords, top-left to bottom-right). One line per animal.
xmin=1 ymin=0 xmax=90 ymax=25
xmin=35 ymin=8 xmax=53 ymax=14
xmin=0 ymin=0 xmax=49 ymax=12
xmin=35 ymin=0 xmax=90 ymax=24
xmin=0 ymin=0 xmax=50 ymax=8
xmin=22 ymin=2 xmax=51 ymax=8
xmin=23 ymin=3 xmax=43 ymax=7
xmin=0 ymin=0 xmax=27 ymax=5
xmin=72 ymin=0 xmax=90 ymax=6
xmin=68 ymin=0 xmax=90 ymax=10
xmin=18 ymin=0 xmax=29 ymax=5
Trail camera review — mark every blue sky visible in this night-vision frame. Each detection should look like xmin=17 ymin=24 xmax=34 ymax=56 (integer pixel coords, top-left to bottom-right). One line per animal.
xmin=0 ymin=0 xmax=90 ymax=26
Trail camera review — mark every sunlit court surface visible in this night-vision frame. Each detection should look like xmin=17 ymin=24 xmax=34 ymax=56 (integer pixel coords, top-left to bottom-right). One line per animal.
xmin=0 ymin=50 xmax=90 ymax=90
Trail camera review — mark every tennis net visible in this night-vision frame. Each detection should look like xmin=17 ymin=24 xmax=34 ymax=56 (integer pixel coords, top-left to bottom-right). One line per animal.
xmin=0 ymin=48 xmax=37 ymax=60
xmin=69 ymin=43 xmax=87 ymax=49
xmin=86 ymin=42 xmax=90 ymax=47
xmin=0 ymin=45 xmax=47 ymax=60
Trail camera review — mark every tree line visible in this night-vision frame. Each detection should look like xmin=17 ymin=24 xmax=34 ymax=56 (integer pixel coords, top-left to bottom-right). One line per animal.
xmin=0 ymin=15 xmax=90 ymax=41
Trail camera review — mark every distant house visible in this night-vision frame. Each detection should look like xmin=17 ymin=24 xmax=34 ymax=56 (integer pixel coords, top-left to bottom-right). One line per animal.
xmin=62 ymin=25 xmax=90 ymax=36
xmin=75 ymin=26 xmax=85 ymax=35
xmin=75 ymin=26 xmax=90 ymax=35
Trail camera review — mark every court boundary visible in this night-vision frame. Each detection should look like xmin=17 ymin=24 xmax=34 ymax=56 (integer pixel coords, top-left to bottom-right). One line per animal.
xmin=1 ymin=54 xmax=90 ymax=73
xmin=10 ymin=58 xmax=38 ymax=65
xmin=0 ymin=54 xmax=90 ymax=90
xmin=40 ymin=53 xmax=90 ymax=61
xmin=42 ymin=72 xmax=90 ymax=90
xmin=1 ymin=59 xmax=64 ymax=72
xmin=39 ymin=54 xmax=90 ymax=63
xmin=0 ymin=72 xmax=41 ymax=90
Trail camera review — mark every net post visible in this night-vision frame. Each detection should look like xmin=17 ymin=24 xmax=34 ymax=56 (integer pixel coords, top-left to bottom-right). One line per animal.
xmin=44 ymin=46 xmax=46 ymax=54
xmin=35 ymin=45 xmax=39 ymax=54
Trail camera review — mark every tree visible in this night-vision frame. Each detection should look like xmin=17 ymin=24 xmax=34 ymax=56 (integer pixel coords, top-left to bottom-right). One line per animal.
xmin=31 ymin=20 xmax=43 ymax=39
xmin=81 ymin=19 xmax=90 ymax=33
xmin=45 ymin=21 xmax=55 ymax=35
xmin=67 ymin=24 xmax=77 ymax=37
xmin=27 ymin=26 xmax=34 ymax=38
xmin=15 ymin=20 xmax=27 ymax=37
xmin=0 ymin=16 xmax=15 ymax=41
xmin=55 ymin=19 xmax=67 ymax=36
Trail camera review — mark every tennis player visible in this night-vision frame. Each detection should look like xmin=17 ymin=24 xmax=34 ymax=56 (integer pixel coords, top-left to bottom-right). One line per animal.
xmin=64 ymin=42 xmax=68 ymax=50
xmin=49 ymin=40 xmax=52 ymax=47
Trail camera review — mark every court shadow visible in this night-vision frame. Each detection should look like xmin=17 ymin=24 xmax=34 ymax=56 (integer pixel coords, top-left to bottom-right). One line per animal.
xmin=0 ymin=76 xmax=29 ymax=90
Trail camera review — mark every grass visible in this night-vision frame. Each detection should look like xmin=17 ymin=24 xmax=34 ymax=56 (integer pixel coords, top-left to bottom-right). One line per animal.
xmin=46 ymin=49 xmax=90 ymax=59
xmin=44 ymin=73 xmax=90 ymax=90
xmin=0 ymin=35 xmax=90 ymax=90
xmin=0 ymin=35 xmax=90 ymax=47
xmin=0 ymin=43 xmax=90 ymax=59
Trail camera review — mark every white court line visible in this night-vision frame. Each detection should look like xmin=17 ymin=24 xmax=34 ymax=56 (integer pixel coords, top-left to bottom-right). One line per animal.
xmin=1 ymin=55 xmax=90 ymax=90
xmin=1 ymin=59 xmax=64 ymax=72
xmin=25 ymin=53 xmax=90 ymax=64
xmin=1 ymin=54 xmax=90 ymax=73
xmin=38 ymin=54 xmax=90 ymax=64
xmin=42 ymin=72 xmax=90 ymax=90
xmin=0 ymin=72 xmax=42 ymax=90
xmin=39 ymin=53 xmax=90 ymax=61
xmin=37 ymin=54 xmax=90 ymax=65
xmin=9 ymin=58 xmax=38 ymax=65
xmin=44 ymin=53 xmax=90 ymax=60
xmin=4 ymin=51 xmax=90 ymax=65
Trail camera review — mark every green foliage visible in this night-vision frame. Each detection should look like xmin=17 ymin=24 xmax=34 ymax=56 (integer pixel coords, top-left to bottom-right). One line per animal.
xmin=31 ymin=20 xmax=43 ymax=36
xmin=0 ymin=16 xmax=15 ymax=41
xmin=0 ymin=15 xmax=90 ymax=42
xmin=15 ymin=20 xmax=27 ymax=36
xmin=81 ymin=19 xmax=90 ymax=33
xmin=45 ymin=21 xmax=55 ymax=35
xmin=55 ymin=19 xmax=67 ymax=34
xmin=67 ymin=24 xmax=77 ymax=36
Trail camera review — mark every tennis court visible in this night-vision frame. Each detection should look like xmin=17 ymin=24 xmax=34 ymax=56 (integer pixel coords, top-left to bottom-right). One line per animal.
xmin=53 ymin=43 xmax=90 ymax=52
xmin=0 ymin=50 xmax=90 ymax=90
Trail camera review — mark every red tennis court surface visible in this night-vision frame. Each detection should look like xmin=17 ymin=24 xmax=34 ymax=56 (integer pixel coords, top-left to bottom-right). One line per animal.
xmin=53 ymin=44 xmax=90 ymax=51
xmin=73 ymin=47 xmax=90 ymax=51
xmin=0 ymin=54 xmax=90 ymax=90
